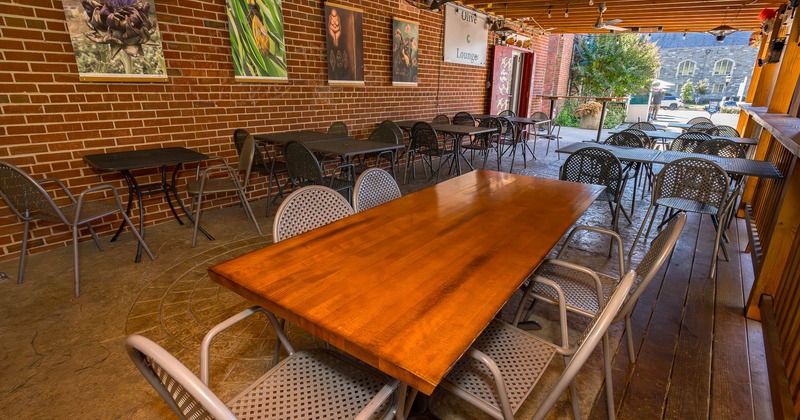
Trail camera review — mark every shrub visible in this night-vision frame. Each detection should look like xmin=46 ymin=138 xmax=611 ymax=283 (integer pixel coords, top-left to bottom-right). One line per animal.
xmin=720 ymin=106 xmax=741 ymax=114
xmin=603 ymin=104 xmax=626 ymax=129
xmin=555 ymin=99 xmax=580 ymax=127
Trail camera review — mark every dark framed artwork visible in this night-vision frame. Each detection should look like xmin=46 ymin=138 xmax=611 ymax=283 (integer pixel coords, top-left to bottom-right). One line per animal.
xmin=392 ymin=17 xmax=419 ymax=86
xmin=325 ymin=2 xmax=364 ymax=86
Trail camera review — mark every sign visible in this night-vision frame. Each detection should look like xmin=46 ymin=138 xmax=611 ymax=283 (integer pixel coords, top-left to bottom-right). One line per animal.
xmin=707 ymin=101 xmax=720 ymax=115
xmin=443 ymin=4 xmax=489 ymax=67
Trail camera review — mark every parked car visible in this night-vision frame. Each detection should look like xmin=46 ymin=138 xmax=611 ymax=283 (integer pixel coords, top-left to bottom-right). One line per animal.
xmin=660 ymin=95 xmax=684 ymax=110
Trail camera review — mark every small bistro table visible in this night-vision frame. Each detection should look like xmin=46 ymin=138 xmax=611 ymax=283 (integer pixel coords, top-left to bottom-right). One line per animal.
xmin=207 ymin=170 xmax=604 ymax=396
xmin=83 ymin=147 xmax=210 ymax=261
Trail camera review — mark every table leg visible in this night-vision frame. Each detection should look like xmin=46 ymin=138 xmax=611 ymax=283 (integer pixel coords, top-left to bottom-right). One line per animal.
xmin=596 ymin=100 xmax=609 ymax=142
xmin=170 ymin=164 xmax=214 ymax=241
xmin=161 ymin=165 xmax=183 ymax=224
xmin=111 ymin=170 xmax=136 ymax=243
xmin=549 ymin=98 xmax=556 ymax=120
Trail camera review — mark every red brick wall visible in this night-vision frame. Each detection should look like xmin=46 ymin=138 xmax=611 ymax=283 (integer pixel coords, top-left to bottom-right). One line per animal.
xmin=0 ymin=0 xmax=548 ymax=261
xmin=541 ymin=33 xmax=575 ymax=116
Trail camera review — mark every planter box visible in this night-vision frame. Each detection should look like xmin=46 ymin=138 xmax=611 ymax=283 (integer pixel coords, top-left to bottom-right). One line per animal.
xmin=579 ymin=113 xmax=601 ymax=130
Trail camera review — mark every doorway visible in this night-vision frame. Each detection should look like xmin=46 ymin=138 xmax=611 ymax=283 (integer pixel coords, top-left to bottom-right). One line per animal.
xmin=489 ymin=45 xmax=535 ymax=116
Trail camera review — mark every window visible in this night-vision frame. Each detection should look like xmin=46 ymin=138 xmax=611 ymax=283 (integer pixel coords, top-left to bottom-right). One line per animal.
xmin=713 ymin=59 xmax=734 ymax=75
xmin=677 ymin=60 xmax=696 ymax=76
xmin=712 ymin=83 xmax=725 ymax=93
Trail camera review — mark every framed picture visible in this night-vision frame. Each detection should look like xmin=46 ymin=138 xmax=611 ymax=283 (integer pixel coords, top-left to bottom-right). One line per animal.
xmin=62 ymin=0 xmax=168 ymax=82
xmin=226 ymin=0 xmax=288 ymax=83
xmin=325 ymin=2 xmax=365 ymax=86
xmin=392 ymin=17 xmax=418 ymax=86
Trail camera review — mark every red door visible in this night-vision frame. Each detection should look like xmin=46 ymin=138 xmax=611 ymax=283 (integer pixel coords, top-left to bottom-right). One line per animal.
xmin=489 ymin=45 xmax=515 ymax=115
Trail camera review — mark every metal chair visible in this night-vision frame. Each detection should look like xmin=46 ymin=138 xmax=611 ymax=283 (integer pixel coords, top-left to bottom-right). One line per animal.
xmin=273 ymin=185 xmax=354 ymax=243
xmin=687 ymin=116 xmax=713 ymax=125
xmin=511 ymin=214 xmax=686 ymax=419
xmin=439 ymin=270 xmax=636 ymax=420
xmin=126 ymin=308 xmax=398 ymax=420
xmin=431 ymin=114 xmax=450 ymax=125
xmin=0 ymin=160 xmax=154 ymax=297
xmin=624 ymin=128 xmax=658 ymax=202
xmin=366 ymin=124 xmax=400 ymax=178
xmin=706 ymin=125 xmax=741 ymax=137
xmin=498 ymin=109 xmax=516 ymax=117
xmin=284 ymin=141 xmax=355 ymax=203
xmin=669 ymin=132 xmax=712 ymax=153
xmin=696 ymin=138 xmax=747 ymax=240
xmin=187 ymin=136 xmax=263 ymax=247
xmin=460 ymin=117 xmax=500 ymax=170
xmin=452 ymin=112 xmax=475 ymax=126
xmin=623 ymin=128 xmax=655 ymax=149
xmin=495 ymin=117 xmax=522 ymax=172
xmin=379 ymin=120 xmax=406 ymax=166
xmin=530 ymin=111 xmax=562 ymax=157
xmin=353 ymin=168 xmax=401 ymax=213
xmin=629 ymin=121 xmax=657 ymax=131
xmin=233 ymin=129 xmax=288 ymax=216
xmin=560 ymin=147 xmax=630 ymax=235
xmin=405 ymin=122 xmax=455 ymax=184
xmin=327 ymin=121 xmax=348 ymax=136
xmin=630 ymin=157 xmax=730 ymax=277
xmin=687 ymin=121 xmax=716 ymax=133
xmin=605 ymin=132 xmax=646 ymax=213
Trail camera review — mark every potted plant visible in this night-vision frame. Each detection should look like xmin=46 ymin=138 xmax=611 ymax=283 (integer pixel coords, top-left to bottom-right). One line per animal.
xmin=575 ymin=101 xmax=603 ymax=130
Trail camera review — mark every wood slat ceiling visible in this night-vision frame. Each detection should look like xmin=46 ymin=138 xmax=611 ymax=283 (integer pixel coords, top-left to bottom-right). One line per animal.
xmin=459 ymin=0 xmax=786 ymax=34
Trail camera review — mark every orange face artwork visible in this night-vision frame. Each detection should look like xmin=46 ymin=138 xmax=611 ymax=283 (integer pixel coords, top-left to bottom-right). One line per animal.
xmin=328 ymin=8 xmax=341 ymax=47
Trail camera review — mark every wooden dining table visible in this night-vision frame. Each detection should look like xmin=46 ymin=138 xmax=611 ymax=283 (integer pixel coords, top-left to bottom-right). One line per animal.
xmin=207 ymin=170 xmax=604 ymax=396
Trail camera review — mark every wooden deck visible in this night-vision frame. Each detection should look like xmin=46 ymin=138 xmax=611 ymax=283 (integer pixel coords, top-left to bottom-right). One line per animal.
xmin=589 ymin=212 xmax=773 ymax=419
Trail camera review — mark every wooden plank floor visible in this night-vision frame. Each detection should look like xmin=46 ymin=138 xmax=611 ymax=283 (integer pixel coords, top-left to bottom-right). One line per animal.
xmin=589 ymin=212 xmax=773 ymax=419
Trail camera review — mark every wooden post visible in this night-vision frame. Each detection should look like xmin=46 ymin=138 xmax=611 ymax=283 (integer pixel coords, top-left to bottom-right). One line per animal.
xmin=767 ymin=14 xmax=800 ymax=114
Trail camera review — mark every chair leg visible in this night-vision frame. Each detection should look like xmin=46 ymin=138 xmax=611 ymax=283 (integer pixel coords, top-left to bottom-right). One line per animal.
xmin=603 ymin=333 xmax=617 ymax=420
xmin=564 ymin=355 xmax=582 ymax=420
xmin=18 ymin=218 xmax=30 ymax=284
xmin=86 ymin=223 xmax=103 ymax=251
xmin=625 ymin=314 xmax=636 ymax=364
xmin=73 ymin=225 xmax=81 ymax=297
xmin=628 ymin=203 xmax=656 ymax=263
xmin=709 ymin=214 xmax=725 ymax=278
xmin=115 ymin=199 xmax=155 ymax=261
xmin=239 ymin=190 xmax=263 ymax=237
xmin=192 ymin=193 xmax=204 ymax=247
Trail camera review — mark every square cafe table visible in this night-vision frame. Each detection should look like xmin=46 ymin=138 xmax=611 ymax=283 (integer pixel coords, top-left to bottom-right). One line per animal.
xmin=208 ymin=170 xmax=604 ymax=395
xmin=394 ymin=121 xmax=499 ymax=175
xmin=83 ymin=147 xmax=210 ymax=262
xmin=609 ymin=129 xmax=758 ymax=146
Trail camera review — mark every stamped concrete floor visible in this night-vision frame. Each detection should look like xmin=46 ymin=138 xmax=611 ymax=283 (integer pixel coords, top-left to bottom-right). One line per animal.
xmin=0 ymin=125 xmax=767 ymax=419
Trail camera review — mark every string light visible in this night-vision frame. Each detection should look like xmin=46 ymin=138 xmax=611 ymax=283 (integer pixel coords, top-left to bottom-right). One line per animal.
xmin=682 ymin=30 xmax=687 ymax=39
xmin=547 ymin=7 xmax=551 ymax=18
xmin=564 ymin=7 xmax=569 ymax=18
xmin=589 ymin=0 xmax=594 ymax=5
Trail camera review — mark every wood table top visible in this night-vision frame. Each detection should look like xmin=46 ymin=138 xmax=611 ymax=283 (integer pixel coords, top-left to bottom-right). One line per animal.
xmin=208 ymin=170 xmax=603 ymax=395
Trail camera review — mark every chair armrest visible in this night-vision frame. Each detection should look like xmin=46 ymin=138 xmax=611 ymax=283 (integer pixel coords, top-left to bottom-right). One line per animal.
xmin=530 ymin=274 xmax=572 ymax=353
xmin=38 ymin=178 xmax=76 ymax=202
xmin=200 ymin=306 xmax=293 ymax=386
xmin=466 ymin=348 xmax=514 ymax=420
xmin=332 ymin=163 xmax=356 ymax=183
xmin=74 ymin=184 xmax=121 ymax=224
xmin=558 ymin=226 xmax=625 ymax=277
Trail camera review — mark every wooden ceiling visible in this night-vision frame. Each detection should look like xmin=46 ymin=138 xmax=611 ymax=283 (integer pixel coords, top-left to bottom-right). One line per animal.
xmin=459 ymin=0 xmax=786 ymax=34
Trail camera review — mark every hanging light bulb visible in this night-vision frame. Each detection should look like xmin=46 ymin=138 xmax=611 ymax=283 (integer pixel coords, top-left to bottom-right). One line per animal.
xmin=564 ymin=7 xmax=569 ymax=18
xmin=647 ymin=33 xmax=652 ymax=39
xmin=589 ymin=0 xmax=594 ymax=5
xmin=547 ymin=7 xmax=551 ymax=18
xmin=682 ymin=30 xmax=687 ymax=39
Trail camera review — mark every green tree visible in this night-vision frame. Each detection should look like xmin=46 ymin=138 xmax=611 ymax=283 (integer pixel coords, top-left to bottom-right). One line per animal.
xmin=696 ymin=79 xmax=710 ymax=97
xmin=571 ymin=34 xmax=661 ymax=97
xmin=681 ymin=80 xmax=695 ymax=103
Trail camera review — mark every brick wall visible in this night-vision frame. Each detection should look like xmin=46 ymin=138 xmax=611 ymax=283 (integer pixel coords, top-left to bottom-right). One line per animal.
xmin=541 ymin=33 xmax=574 ymax=116
xmin=0 ymin=0 xmax=548 ymax=261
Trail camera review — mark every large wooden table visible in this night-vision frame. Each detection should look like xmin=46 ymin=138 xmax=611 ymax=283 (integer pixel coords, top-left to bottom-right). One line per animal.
xmin=208 ymin=170 xmax=603 ymax=395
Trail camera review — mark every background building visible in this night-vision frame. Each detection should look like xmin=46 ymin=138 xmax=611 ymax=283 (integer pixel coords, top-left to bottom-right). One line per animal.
xmin=649 ymin=32 xmax=757 ymax=102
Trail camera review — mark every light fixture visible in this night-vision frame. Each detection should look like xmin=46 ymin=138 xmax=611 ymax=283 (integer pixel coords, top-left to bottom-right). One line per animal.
xmin=490 ymin=3 xmax=516 ymax=41
xmin=707 ymin=24 xmax=738 ymax=42
xmin=589 ymin=0 xmax=594 ymax=5
xmin=564 ymin=7 xmax=569 ymax=18
xmin=404 ymin=0 xmax=453 ymax=12
xmin=682 ymin=30 xmax=687 ymax=39
xmin=547 ymin=7 xmax=551 ymax=18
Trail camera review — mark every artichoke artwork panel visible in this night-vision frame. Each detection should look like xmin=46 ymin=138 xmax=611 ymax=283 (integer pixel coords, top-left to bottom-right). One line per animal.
xmin=392 ymin=17 xmax=418 ymax=86
xmin=226 ymin=0 xmax=288 ymax=82
xmin=63 ymin=0 xmax=168 ymax=82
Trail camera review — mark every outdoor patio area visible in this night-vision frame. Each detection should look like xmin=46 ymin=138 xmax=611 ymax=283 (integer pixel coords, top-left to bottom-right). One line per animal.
xmin=0 ymin=123 xmax=771 ymax=419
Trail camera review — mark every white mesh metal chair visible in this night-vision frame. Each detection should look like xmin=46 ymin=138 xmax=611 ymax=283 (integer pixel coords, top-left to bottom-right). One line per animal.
xmin=0 ymin=160 xmax=154 ymax=297
xmin=273 ymin=185 xmax=354 ymax=243
xmin=126 ymin=307 xmax=399 ymax=420
xmin=353 ymin=168 xmax=401 ymax=213
xmin=186 ymin=135 xmax=262 ymax=247
xmin=439 ymin=270 xmax=636 ymax=420
xmin=630 ymin=157 xmax=730 ymax=277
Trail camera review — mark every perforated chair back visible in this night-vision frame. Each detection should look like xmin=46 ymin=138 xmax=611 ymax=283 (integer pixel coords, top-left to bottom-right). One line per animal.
xmin=410 ymin=122 xmax=441 ymax=152
xmin=654 ymin=157 xmax=729 ymax=215
xmin=530 ymin=111 xmax=549 ymax=120
xmin=0 ymin=161 xmax=65 ymax=224
xmin=669 ymin=132 xmax=712 ymax=153
xmin=432 ymin=114 xmax=450 ymax=125
xmin=706 ymin=125 xmax=741 ymax=137
xmin=694 ymin=138 xmax=746 ymax=159
xmin=622 ymin=213 xmax=686 ymax=320
xmin=273 ymin=185 xmax=354 ymax=242
xmin=126 ymin=335 xmax=235 ymax=420
xmin=604 ymin=131 xmax=645 ymax=148
xmin=353 ymin=168 xmax=401 ymax=212
xmin=629 ymin=122 xmax=656 ymax=131
xmin=560 ymin=147 xmax=623 ymax=202
xmin=327 ymin=121 xmax=348 ymax=136
xmin=368 ymin=124 xmax=399 ymax=145
xmin=498 ymin=110 xmax=516 ymax=117
xmin=687 ymin=116 xmax=713 ymax=125
xmin=236 ymin=136 xmax=256 ymax=188
xmin=233 ymin=128 xmax=270 ymax=174
xmin=687 ymin=122 xmax=715 ymax=133
xmin=477 ymin=116 xmax=501 ymax=143
xmin=452 ymin=112 xmax=475 ymax=126
xmin=497 ymin=117 xmax=516 ymax=144
xmin=284 ymin=141 xmax=324 ymax=186
xmin=534 ymin=270 xmax=636 ymax=418
xmin=623 ymin=128 xmax=654 ymax=149
xmin=379 ymin=120 xmax=404 ymax=143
